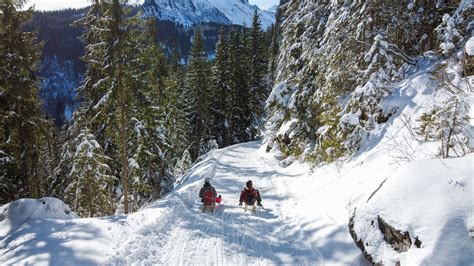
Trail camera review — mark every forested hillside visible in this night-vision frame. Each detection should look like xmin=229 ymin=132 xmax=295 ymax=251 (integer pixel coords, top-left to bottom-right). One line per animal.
xmin=266 ymin=0 xmax=472 ymax=163
xmin=1 ymin=0 xmax=276 ymax=216
xmin=0 ymin=0 xmax=472 ymax=264
xmin=27 ymin=8 xmax=265 ymax=126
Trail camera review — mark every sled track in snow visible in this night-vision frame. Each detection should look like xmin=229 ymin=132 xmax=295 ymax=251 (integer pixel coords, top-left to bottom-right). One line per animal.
xmin=106 ymin=142 xmax=325 ymax=265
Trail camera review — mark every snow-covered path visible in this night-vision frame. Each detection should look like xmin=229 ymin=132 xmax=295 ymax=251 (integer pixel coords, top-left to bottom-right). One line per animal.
xmin=0 ymin=141 xmax=368 ymax=265
xmin=106 ymin=142 xmax=334 ymax=265
xmin=3 ymin=138 xmax=471 ymax=265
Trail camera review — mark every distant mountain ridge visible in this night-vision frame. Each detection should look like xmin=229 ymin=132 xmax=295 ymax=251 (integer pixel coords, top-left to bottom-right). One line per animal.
xmin=27 ymin=7 xmax=250 ymax=125
xmin=143 ymin=0 xmax=275 ymax=28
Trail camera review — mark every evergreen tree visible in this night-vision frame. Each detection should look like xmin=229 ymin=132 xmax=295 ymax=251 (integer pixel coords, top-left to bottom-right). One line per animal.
xmin=248 ymin=11 xmax=269 ymax=140
xmin=104 ymin=0 xmax=141 ymax=214
xmin=166 ymin=45 xmax=192 ymax=159
xmin=209 ymin=29 xmax=232 ymax=147
xmin=71 ymin=0 xmax=144 ymax=214
xmin=228 ymin=29 xmax=251 ymax=143
xmin=0 ymin=0 xmax=44 ymax=203
xmin=127 ymin=17 xmax=173 ymax=207
xmin=37 ymin=116 xmax=64 ymax=196
xmin=53 ymin=112 xmax=84 ymax=200
xmin=268 ymin=4 xmax=284 ymax=87
xmin=65 ymin=130 xmax=115 ymax=217
xmin=186 ymin=30 xmax=211 ymax=159
xmin=173 ymin=149 xmax=192 ymax=177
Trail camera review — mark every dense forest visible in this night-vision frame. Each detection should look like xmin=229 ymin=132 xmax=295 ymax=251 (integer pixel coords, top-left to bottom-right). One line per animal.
xmin=265 ymin=0 xmax=472 ymax=163
xmin=27 ymin=8 xmax=262 ymax=127
xmin=0 ymin=0 xmax=278 ymax=216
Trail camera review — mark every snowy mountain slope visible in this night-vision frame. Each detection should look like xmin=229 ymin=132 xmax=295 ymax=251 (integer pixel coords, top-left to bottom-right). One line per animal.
xmin=143 ymin=0 xmax=275 ymax=28
xmin=267 ymin=5 xmax=278 ymax=14
xmin=1 ymin=138 xmax=473 ymax=265
xmin=1 ymin=56 xmax=473 ymax=264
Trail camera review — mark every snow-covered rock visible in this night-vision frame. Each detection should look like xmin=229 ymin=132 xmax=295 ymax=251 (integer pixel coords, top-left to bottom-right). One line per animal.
xmin=350 ymin=155 xmax=474 ymax=265
xmin=466 ymin=36 xmax=474 ymax=76
xmin=466 ymin=36 xmax=474 ymax=56
xmin=143 ymin=0 xmax=275 ymax=28
xmin=0 ymin=197 xmax=76 ymax=237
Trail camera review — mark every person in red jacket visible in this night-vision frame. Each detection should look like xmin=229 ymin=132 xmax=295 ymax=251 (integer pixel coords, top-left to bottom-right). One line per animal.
xmin=239 ymin=180 xmax=262 ymax=207
xmin=199 ymin=178 xmax=222 ymax=212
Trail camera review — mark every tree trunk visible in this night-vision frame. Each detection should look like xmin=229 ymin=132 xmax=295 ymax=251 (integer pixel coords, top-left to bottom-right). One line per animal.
xmin=444 ymin=99 xmax=458 ymax=158
xmin=119 ymin=75 xmax=129 ymax=214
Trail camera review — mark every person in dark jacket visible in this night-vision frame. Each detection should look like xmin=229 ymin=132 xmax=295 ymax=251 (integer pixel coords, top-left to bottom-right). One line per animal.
xmin=239 ymin=180 xmax=262 ymax=207
xmin=199 ymin=177 xmax=217 ymax=205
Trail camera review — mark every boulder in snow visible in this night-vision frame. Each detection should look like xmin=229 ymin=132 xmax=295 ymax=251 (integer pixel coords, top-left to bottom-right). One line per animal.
xmin=465 ymin=37 xmax=474 ymax=76
xmin=0 ymin=197 xmax=76 ymax=237
xmin=349 ymin=155 xmax=474 ymax=265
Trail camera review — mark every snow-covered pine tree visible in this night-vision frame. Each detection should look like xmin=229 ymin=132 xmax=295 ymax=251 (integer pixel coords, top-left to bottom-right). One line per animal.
xmin=415 ymin=0 xmax=473 ymax=158
xmin=0 ymin=0 xmax=44 ymax=202
xmin=186 ymin=30 xmax=211 ymax=159
xmin=126 ymin=17 xmax=174 ymax=208
xmin=66 ymin=130 xmax=115 ymax=217
xmin=52 ymin=111 xmax=84 ymax=200
xmin=173 ymin=149 xmax=192 ymax=177
xmin=268 ymin=8 xmax=282 ymax=88
xmin=70 ymin=0 xmax=148 ymax=214
xmin=435 ymin=0 xmax=471 ymax=56
xmin=37 ymin=116 xmax=64 ymax=196
xmin=228 ymin=29 xmax=251 ymax=143
xmin=209 ymin=29 xmax=232 ymax=147
xmin=265 ymin=0 xmax=452 ymax=163
xmin=73 ymin=0 xmax=109 ymax=106
xmin=166 ymin=45 xmax=192 ymax=158
xmin=248 ymin=11 xmax=269 ymax=140
xmin=128 ymin=117 xmax=167 ymax=210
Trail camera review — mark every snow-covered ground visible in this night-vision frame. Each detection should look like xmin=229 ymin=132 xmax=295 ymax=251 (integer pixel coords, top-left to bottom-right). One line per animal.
xmin=1 ymin=58 xmax=473 ymax=265
xmin=2 ymin=138 xmax=472 ymax=265
xmin=1 ymin=142 xmax=365 ymax=265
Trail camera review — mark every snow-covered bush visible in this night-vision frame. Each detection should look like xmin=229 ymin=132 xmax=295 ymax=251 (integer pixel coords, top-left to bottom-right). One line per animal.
xmin=198 ymin=139 xmax=219 ymax=157
xmin=65 ymin=130 xmax=116 ymax=217
xmin=436 ymin=0 xmax=472 ymax=56
xmin=416 ymin=62 xmax=472 ymax=158
xmin=173 ymin=149 xmax=193 ymax=177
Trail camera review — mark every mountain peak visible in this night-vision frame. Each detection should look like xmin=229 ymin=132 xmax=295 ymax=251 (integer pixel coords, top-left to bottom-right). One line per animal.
xmin=267 ymin=5 xmax=278 ymax=14
xmin=143 ymin=0 xmax=275 ymax=28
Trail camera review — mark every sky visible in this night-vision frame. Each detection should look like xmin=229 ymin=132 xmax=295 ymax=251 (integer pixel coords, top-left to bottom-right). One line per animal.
xmin=24 ymin=0 xmax=279 ymax=11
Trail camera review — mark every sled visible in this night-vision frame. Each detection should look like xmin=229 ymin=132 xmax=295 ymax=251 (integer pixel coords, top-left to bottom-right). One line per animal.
xmin=242 ymin=203 xmax=258 ymax=215
xmin=201 ymin=195 xmax=222 ymax=213
xmin=202 ymin=204 xmax=216 ymax=213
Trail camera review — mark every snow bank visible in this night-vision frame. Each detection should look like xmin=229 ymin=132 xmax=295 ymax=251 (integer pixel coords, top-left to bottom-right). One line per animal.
xmin=352 ymin=155 xmax=474 ymax=265
xmin=466 ymin=36 xmax=474 ymax=56
xmin=0 ymin=196 xmax=166 ymax=265
xmin=0 ymin=197 xmax=76 ymax=237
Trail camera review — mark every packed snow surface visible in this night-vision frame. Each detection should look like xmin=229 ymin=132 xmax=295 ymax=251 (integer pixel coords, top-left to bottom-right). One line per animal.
xmin=1 ymin=57 xmax=473 ymax=265
xmin=0 ymin=142 xmax=364 ymax=265
xmin=1 ymin=136 xmax=473 ymax=265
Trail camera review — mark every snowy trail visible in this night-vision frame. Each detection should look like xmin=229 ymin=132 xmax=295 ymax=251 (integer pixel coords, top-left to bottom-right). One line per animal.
xmin=0 ymin=141 xmax=366 ymax=265
xmin=106 ymin=142 xmax=326 ymax=265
